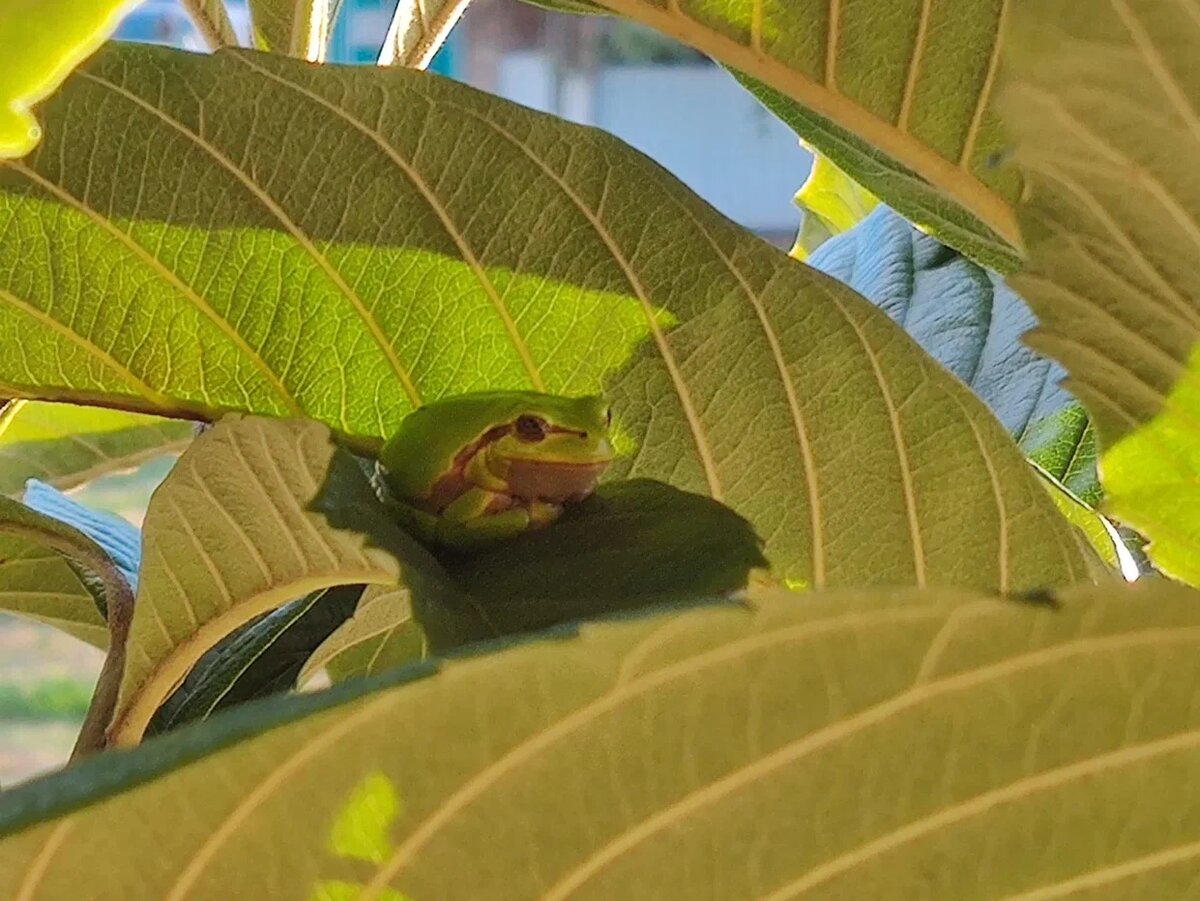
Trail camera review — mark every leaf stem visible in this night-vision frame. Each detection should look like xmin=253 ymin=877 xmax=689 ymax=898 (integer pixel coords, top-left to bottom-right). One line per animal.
xmin=71 ymin=573 xmax=134 ymax=760
xmin=179 ymin=0 xmax=242 ymax=50
xmin=377 ymin=0 xmax=472 ymax=68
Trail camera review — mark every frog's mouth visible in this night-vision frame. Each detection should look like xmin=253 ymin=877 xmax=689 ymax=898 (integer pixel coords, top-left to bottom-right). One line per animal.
xmin=502 ymin=457 xmax=611 ymax=503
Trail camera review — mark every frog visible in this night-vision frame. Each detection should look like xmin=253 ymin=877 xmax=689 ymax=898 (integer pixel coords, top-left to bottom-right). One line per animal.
xmin=377 ymin=391 xmax=614 ymax=549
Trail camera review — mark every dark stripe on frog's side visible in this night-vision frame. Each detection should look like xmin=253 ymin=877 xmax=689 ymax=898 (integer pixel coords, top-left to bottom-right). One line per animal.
xmin=419 ymin=420 xmax=596 ymax=514
xmin=420 ymin=423 xmax=512 ymax=513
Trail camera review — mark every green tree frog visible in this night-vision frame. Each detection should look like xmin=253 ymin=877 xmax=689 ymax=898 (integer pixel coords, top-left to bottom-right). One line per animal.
xmin=378 ymin=391 xmax=614 ymax=548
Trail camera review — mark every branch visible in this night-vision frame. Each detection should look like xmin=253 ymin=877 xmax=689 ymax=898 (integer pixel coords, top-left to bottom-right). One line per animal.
xmin=179 ymin=0 xmax=242 ymax=50
xmin=70 ymin=570 xmax=134 ymax=760
xmin=377 ymin=0 xmax=472 ymax=68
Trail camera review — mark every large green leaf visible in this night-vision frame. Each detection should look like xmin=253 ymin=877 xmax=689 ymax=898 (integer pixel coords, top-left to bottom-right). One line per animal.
xmin=3 ymin=582 xmax=1200 ymax=897
xmin=0 ymin=493 xmax=124 ymax=648
xmin=0 ymin=44 xmax=1085 ymax=591
xmin=0 ymin=400 xmax=192 ymax=497
xmin=1003 ymin=0 xmax=1200 ymax=585
xmin=586 ymin=0 xmax=1028 ymax=266
xmin=0 ymin=0 xmax=142 ymax=158
xmin=106 ymin=416 xmax=435 ymax=747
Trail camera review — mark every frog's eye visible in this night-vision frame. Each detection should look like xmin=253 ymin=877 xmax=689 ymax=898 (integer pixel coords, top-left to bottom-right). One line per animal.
xmin=515 ymin=415 xmax=547 ymax=442
xmin=605 ymin=407 xmax=613 ymax=427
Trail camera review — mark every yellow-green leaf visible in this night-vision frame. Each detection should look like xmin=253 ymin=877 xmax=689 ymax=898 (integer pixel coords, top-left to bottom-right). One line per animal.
xmin=3 ymin=582 xmax=1200 ymax=897
xmin=0 ymin=400 xmax=193 ymax=496
xmin=0 ymin=44 xmax=1086 ymax=592
xmin=790 ymin=148 xmax=879 ymax=260
xmin=1003 ymin=0 xmax=1200 ymax=585
xmin=106 ymin=416 xmax=430 ymax=746
xmin=599 ymin=0 xmax=1028 ymax=268
xmin=300 ymin=585 xmax=425 ymax=685
xmin=0 ymin=0 xmax=142 ymax=159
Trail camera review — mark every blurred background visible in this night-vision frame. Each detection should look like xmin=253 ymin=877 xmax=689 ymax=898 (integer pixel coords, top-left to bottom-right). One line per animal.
xmin=0 ymin=0 xmax=811 ymax=785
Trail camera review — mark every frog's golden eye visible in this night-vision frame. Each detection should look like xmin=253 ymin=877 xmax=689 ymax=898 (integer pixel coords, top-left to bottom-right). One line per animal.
xmin=516 ymin=415 xmax=547 ymax=442
xmin=605 ymin=407 xmax=613 ymax=427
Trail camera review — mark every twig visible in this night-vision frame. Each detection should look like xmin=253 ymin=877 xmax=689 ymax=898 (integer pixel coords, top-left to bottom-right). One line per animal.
xmin=178 ymin=0 xmax=242 ymax=50
xmin=69 ymin=561 xmax=136 ymax=760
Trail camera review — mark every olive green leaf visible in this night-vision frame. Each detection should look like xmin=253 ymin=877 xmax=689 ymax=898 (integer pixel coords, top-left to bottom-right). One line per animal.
xmin=0 ymin=0 xmax=142 ymax=159
xmin=4 ymin=581 xmax=1200 ymax=897
xmin=0 ymin=44 xmax=1085 ymax=591
xmin=0 ymin=400 xmax=193 ymax=497
xmin=574 ymin=0 xmax=1028 ymax=266
xmin=247 ymin=0 xmax=338 ymax=58
xmin=789 ymin=147 xmax=879 ymax=260
xmin=0 ymin=493 xmax=136 ymax=757
xmin=564 ymin=0 xmax=1027 ymax=264
xmin=1003 ymin=0 xmax=1200 ymax=585
xmin=806 ymin=204 xmax=1126 ymax=571
xmin=300 ymin=585 xmax=425 ymax=685
xmin=105 ymin=416 xmax=440 ymax=747
xmin=0 ymin=495 xmax=125 ymax=648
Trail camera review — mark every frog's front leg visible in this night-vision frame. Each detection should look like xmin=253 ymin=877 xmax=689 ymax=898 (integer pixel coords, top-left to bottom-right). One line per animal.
xmin=435 ymin=487 xmax=533 ymax=548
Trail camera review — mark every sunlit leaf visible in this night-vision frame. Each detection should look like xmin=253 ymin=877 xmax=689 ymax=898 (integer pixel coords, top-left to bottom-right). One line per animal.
xmin=0 ymin=400 xmax=192 ymax=497
xmin=3 ymin=582 xmax=1200 ymax=897
xmin=790 ymin=148 xmax=878 ymax=260
xmin=0 ymin=44 xmax=1085 ymax=591
xmin=0 ymin=0 xmax=142 ymax=158
xmin=1003 ymin=0 xmax=1200 ymax=585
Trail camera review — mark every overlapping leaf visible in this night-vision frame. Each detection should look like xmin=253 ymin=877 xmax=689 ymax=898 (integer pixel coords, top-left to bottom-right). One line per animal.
xmin=1003 ymin=0 xmax=1200 ymax=584
xmin=809 ymin=205 xmax=1099 ymax=503
xmin=106 ymin=416 xmax=424 ymax=746
xmin=4 ymin=582 xmax=1200 ymax=898
xmin=0 ymin=400 xmax=192 ymax=497
xmin=0 ymin=44 xmax=1084 ymax=591
xmin=0 ymin=492 xmax=121 ymax=648
xmin=585 ymin=0 xmax=1027 ymax=267
xmin=300 ymin=584 xmax=424 ymax=685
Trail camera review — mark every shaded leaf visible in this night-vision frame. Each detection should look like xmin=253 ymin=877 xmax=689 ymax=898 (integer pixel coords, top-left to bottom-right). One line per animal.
xmin=301 ymin=585 xmax=425 ymax=685
xmin=0 ymin=490 xmax=128 ymax=647
xmin=4 ymin=582 xmax=1200 ymax=898
xmin=424 ymin=479 xmax=766 ymax=649
xmin=0 ymin=44 xmax=1085 ymax=591
xmin=1003 ymin=0 xmax=1200 ymax=585
xmin=0 ymin=400 xmax=192 ymax=497
xmin=106 ymin=416 xmax=442 ymax=747
xmin=147 ymin=584 xmax=365 ymax=736
xmin=809 ymin=205 xmax=1099 ymax=502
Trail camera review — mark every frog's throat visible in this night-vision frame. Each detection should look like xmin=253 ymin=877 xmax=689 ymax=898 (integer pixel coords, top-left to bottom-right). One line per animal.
xmin=480 ymin=443 xmax=608 ymax=504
